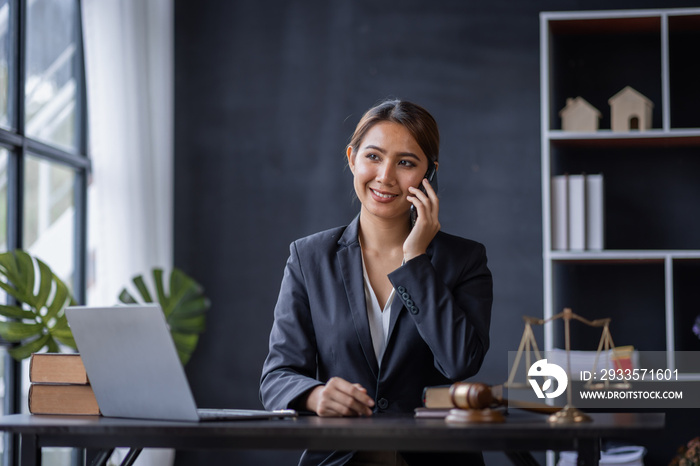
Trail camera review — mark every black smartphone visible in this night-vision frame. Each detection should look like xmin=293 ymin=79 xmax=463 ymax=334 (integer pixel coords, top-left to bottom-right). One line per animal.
xmin=410 ymin=159 xmax=438 ymax=228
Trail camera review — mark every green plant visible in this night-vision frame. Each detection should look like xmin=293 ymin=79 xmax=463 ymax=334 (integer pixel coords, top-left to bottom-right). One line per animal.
xmin=119 ymin=268 xmax=210 ymax=365
xmin=0 ymin=252 xmax=210 ymax=365
xmin=0 ymin=250 xmax=76 ymax=360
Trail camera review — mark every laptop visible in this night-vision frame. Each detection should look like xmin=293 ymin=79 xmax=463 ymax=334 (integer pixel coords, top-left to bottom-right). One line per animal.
xmin=64 ymin=304 xmax=297 ymax=422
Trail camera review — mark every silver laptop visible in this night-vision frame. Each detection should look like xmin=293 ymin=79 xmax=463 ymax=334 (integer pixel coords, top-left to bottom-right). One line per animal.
xmin=65 ymin=304 xmax=296 ymax=422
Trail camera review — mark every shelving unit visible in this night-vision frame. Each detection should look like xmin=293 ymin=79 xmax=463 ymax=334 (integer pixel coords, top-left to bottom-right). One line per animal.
xmin=540 ymin=8 xmax=700 ymax=381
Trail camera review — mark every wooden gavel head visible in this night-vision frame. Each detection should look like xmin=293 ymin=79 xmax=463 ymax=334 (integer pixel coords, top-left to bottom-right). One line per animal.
xmin=449 ymin=382 xmax=496 ymax=410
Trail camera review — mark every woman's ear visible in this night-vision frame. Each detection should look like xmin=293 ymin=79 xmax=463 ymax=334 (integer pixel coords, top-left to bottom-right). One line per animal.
xmin=434 ymin=161 xmax=439 ymax=173
xmin=346 ymin=146 xmax=355 ymax=174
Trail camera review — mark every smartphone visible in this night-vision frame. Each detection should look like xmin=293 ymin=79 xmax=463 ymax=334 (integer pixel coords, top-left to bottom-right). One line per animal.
xmin=410 ymin=159 xmax=438 ymax=228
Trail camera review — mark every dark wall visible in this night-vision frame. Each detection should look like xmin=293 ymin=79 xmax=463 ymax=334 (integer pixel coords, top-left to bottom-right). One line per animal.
xmin=173 ymin=1 xmax=699 ymax=464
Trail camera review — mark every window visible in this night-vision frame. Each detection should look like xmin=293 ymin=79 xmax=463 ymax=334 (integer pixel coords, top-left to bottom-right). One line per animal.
xmin=0 ymin=0 xmax=88 ymax=464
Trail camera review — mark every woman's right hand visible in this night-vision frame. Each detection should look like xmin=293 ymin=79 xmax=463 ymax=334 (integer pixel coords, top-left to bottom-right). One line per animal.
xmin=306 ymin=377 xmax=375 ymax=417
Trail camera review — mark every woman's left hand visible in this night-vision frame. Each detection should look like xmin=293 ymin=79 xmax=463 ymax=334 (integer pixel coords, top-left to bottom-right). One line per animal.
xmin=404 ymin=178 xmax=440 ymax=261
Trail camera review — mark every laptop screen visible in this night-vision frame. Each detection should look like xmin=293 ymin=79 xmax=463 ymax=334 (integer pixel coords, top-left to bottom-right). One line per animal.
xmin=65 ymin=305 xmax=201 ymax=421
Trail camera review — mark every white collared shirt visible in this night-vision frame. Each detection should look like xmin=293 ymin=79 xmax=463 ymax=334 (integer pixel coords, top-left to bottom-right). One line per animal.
xmin=360 ymin=257 xmax=395 ymax=366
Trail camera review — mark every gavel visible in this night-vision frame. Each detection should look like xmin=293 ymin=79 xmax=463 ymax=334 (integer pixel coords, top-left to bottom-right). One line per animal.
xmin=449 ymin=382 xmax=498 ymax=409
xmin=449 ymin=382 xmax=560 ymax=413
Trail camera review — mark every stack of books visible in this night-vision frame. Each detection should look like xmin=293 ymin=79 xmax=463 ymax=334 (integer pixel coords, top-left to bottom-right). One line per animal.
xmin=28 ymin=353 xmax=100 ymax=415
xmin=551 ymin=173 xmax=604 ymax=251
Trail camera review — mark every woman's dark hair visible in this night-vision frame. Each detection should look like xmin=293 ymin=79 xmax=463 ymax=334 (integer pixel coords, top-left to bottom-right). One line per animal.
xmin=347 ymin=99 xmax=440 ymax=163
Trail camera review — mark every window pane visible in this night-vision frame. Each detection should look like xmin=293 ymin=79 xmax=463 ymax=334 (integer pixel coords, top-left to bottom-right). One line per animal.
xmin=0 ymin=148 xmax=7 ymax=251
xmin=0 ymin=149 xmax=7 ymax=315
xmin=25 ymin=0 xmax=78 ymax=151
xmin=0 ymin=150 xmax=6 ymax=466
xmin=23 ymin=156 xmax=75 ymax=288
xmin=0 ymin=0 xmax=11 ymax=129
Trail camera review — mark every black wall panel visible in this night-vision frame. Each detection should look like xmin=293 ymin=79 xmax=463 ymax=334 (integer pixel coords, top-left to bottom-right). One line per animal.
xmin=173 ymin=1 xmax=699 ymax=464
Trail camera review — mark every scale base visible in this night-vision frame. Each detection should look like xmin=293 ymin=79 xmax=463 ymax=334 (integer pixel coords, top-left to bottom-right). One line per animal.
xmin=548 ymin=405 xmax=592 ymax=424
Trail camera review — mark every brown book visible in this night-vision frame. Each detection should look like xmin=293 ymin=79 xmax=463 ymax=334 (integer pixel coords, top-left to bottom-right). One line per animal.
xmin=28 ymin=384 xmax=100 ymax=415
xmin=29 ymin=353 xmax=88 ymax=385
xmin=422 ymin=385 xmax=453 ymax=408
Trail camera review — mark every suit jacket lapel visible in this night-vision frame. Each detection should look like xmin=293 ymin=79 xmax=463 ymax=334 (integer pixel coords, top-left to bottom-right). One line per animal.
xmin=337 ymin=215 xmax=379 ymax=378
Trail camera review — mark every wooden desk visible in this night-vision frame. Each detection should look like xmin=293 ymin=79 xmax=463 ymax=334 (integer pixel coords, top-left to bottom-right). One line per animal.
xmin=0 ymin=411 xmax=664 ymax=466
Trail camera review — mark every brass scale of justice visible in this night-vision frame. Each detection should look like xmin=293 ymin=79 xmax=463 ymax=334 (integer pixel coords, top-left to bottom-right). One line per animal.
xmin=445 ymin=307 xmax=629 ymax=425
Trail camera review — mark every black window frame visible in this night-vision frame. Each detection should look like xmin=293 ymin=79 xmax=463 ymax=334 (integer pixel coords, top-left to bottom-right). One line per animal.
xmin=0 ymin=0 xmax=89 ymax=464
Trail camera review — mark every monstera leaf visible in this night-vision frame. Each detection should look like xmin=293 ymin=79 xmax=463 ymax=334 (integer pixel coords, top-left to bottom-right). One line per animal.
xmin=119 ymin=268 xmax=210 ymax=365
xmin=0 ymin=250 xmax=77 ymax=360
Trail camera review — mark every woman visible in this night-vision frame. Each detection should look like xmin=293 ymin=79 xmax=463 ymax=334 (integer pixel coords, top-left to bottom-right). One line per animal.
xmin=260 ymin=99 xmax=492 ymax=466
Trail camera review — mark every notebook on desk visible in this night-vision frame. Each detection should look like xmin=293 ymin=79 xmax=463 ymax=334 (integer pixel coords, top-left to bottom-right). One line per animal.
xmin=64 ymin=304 xmax=296 ymax=422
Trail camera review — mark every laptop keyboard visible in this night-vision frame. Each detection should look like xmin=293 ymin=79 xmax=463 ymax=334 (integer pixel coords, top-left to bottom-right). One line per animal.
xmin=197 ymin=408 xmax=297 ymax=420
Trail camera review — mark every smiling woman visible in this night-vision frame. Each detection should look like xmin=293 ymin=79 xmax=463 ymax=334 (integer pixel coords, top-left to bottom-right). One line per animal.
xmin=348 ymin=121 xmax=430 ymax=226
xmin=260 ymin=99 xmax=493 ymax=466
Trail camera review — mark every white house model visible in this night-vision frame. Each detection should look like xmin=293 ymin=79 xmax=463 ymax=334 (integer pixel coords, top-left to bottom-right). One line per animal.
xmin=608 ymin=86 xmax=653 ymax=132
xmin=559 ymin=97 xmax=602 ymax=132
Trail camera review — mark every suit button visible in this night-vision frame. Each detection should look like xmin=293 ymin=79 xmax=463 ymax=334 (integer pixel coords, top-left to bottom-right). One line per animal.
xmin=405 ymin=299 xmax=414 ymax=307
xmin=397 ymin=286 xmax=406 ymax=294
xmin=378 ymin=398 xmax=389 ymax=410
xmin=409 ymin=306 xmax=418 ymax=315
xmin=401 ymin=292 xmax=410 ymax=301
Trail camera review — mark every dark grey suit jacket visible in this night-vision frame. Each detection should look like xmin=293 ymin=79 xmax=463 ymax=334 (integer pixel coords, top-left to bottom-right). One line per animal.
xmin=260 ymin=215 xmax=492 ymax=465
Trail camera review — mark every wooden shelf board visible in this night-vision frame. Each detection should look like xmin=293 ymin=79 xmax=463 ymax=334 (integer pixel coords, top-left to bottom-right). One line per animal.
xmin=548 ymin=250 xmax=700 ymax=263
xmin=547 ymin=129 xmax=700 ymax=147
xmin=543 ymin=9 xmax=700 ymax=35
xmin=548 ymin=16 xmax=661 ymax=35
xmin=669 ymin=14 xmax=700 ymax=32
